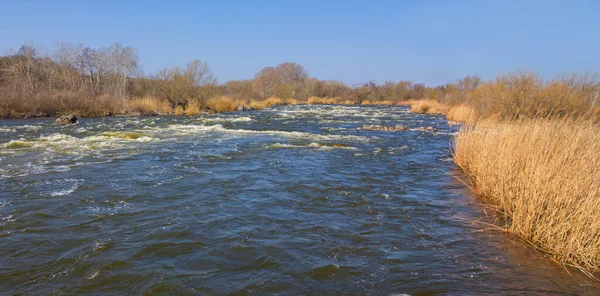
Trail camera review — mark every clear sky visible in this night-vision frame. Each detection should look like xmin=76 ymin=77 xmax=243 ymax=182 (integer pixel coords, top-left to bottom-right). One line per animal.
xmin=1 ymin=0 xmax=598 ymax=85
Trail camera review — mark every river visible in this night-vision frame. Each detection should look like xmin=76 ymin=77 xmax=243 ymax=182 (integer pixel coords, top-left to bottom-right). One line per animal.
xmin=0 ymin=105 xmax=598 ymax=295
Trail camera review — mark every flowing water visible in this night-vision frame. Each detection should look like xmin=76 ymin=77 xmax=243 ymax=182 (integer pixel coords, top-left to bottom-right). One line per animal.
xmin=0 ymin=105 xmax=598 ymax=295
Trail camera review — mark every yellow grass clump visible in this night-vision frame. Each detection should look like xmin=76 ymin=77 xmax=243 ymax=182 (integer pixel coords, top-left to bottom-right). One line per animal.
xmin=174 ymin=105 xmax=185 ymax=115
xmin=409 ymin=99 xmax=448 ymax=114
xmin=285 ymin=98 xmax=299 ymax=105
xmin=125 ymin=97 xmax=172 ymax=114
xmin=207 ymin=96 xmax=240 ymax=112
xmin=446 ymin=104 xmax=478 ymax=124
xmin=185 ymin=100 xmax=201 ymax=116
xmin=453 ymin=119 xmax=600 ymax=277
xmin=307 ymin=97 xmax=336 ymax=105
xmin=264 ymin=97 xmax=283 ymax=107
xmin=249 ymin=100 xmax=267 ymax=110
xmin=361 ymin=100 xmax=395 ymax=105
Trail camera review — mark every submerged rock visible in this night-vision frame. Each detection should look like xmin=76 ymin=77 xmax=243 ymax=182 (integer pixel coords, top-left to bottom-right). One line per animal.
xmin=361 ymin=124 xmax=407 ymax=131
xmin=56 ymin=114 xmax=78 ymax=125
xmin=237 ymin=106 xmax=255 ymax=111
xmin=413 ymin=126 xmax=435 ymax=132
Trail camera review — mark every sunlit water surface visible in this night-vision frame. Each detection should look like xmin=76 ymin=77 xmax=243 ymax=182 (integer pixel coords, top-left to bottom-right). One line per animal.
xmin=1 ymin=105 xmax=598 ymax=295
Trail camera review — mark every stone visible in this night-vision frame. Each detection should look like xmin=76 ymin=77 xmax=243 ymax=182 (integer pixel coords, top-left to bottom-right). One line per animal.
xmin=361 ymin=124 xmax=406 ymax=131
xmin=237 ymin=106 xmax=256 ymax=112
xmin=56 ymin=114 xmax=78 ymax=125
xmin=394 ymin=124 xmax=408 ymax=131
xmin=414 ymin=126 xmax=435 ymax=132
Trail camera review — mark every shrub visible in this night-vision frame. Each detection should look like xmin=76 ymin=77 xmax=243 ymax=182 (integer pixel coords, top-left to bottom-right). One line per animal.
xmin=174 ymin=105 xmax=185 ymax=115
xmin=125 ymin=97 xmax=172 ymax=114
xmin=446 ymin=105 xmax=478 ymax=124
xmin=409 ymin=99 xmax=448 ymax=114
xmin=206 ymin=96 xmax=239 ymax=112
xmin=185 ymin=100 xmax=201 ymax=115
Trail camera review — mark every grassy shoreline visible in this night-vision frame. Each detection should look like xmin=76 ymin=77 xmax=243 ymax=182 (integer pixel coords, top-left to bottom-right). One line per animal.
xmin=0 ymin=96 xmax=412 ymax=119
xmin=402 ymin=93 xmax=600 ymax=278
xmin=453 ymin=119 xmax=600 ymax=277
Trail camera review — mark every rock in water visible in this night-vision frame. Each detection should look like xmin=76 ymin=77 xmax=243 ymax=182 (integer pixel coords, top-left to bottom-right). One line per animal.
xmin=56 ymin=114 xmax=78 ymax=125
xmin=361 ymin=124 xmax=406 ymax=131
xmin=414 ymin=126 xmax=435 ymax=132
xmin=394 ymin=124 xmax=408 ymax=131
xmin=237 ymin=106 xmax=256 ymax=111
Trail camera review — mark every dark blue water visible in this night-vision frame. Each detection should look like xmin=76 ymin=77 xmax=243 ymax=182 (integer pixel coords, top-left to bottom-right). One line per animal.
xmin=1 ymin=105 xmax=598 ymax=295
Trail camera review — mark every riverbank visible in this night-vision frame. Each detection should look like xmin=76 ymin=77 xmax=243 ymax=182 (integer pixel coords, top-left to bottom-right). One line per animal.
xmin=454 ymin=119 xmax=600 ymax=278
xmin=402 ymin=89 xmax=600 ymax=278
xmin=0 ymin=95 xmax=411 ymax=119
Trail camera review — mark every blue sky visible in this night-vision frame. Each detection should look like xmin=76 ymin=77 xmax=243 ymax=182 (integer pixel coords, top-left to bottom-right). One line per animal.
xmin=1 ymin=0 xmax=598 ymax=85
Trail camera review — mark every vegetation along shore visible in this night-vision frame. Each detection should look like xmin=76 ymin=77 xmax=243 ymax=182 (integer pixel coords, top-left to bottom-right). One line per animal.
xmin=404 ymin=72 xmax=600 ymax=278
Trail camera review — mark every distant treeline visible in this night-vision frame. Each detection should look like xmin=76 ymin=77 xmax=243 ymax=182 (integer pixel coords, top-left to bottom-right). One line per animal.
xmin=1 ymin=41 xmax=599 ymax=118
xmin=0 ymin=42 xmax=435 ymax=117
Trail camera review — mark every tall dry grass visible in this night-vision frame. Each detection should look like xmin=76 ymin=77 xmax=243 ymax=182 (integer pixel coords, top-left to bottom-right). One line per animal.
xmin=284 ymin=98 xmax=299 ymax=105
xmin=264 ymin=97 xmax=283 ymax=107
xmin=436 ymin=72 xmax=599 ymax=121
xmin=0 ymin=90 xmax=124 ymax=117
xmin=125 ymin=97 xmax=172 ymax=114
xmin=248 ymin=100 xmax=267 ymax=110
xmin=453 ymin=119 xmax=600 ymax=277
xmin=408 ymin=99 xmax=448 ymax=114
xmin=446 ymin=105 xmax=478 ymax=124
xmin=185 ymin=100 xmax=201 ymax=116
xmin=361 ymin=100 xmax=395 ymax=105
xmin=174 ymin=105 xmax=185 ymax=115
xmin=307 ymin=97 xmax=336 ymax=105
xmin=206 ymin=96 xmax=242 ymax=112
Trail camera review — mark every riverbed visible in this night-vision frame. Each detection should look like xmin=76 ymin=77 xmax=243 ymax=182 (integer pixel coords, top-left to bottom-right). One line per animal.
xmin=0 ymin=105 xmax=598 ymax=295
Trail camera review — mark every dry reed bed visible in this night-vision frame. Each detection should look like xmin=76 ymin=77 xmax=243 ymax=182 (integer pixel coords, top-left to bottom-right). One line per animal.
xmin=406 ymin=99 xmax=449 ymax=114
xmin=361 ymin=100 xmax=396 ymax=105
xmin=125 ymin=97 xmax=172 ymax=114
xmin=453 ymin=119 xmax=600 ymax=277
xmin=446 ymin=104 xmax=478 ymax=124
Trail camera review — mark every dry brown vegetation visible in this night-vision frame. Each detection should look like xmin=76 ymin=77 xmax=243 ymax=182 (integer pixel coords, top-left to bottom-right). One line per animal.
xmin=403 ymin=72 xmax=599 ymax=123
xmin=125 ymin=97 xmax=172 ymax=114
xmin=0 ymin=42 xmax=444 ymax=117
xmin=407 ymin=99 xmax=448 ymax=114
xmin=453 ymin=119 xmax=600 ymax=277
xmin=307 ymin=97 xmax=336 ymax=104
xmin=399 ymin=72 xmax=600 ymax=278
xmin=0 ymin=90 xmax=123 ymax=117
xmin=206 ymin=96 xmax=242 ymax=112
xmin=446 ymin=105 xmax=478 ymax=124
xmin=361 ymin=100 xmax=395 ymax=105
